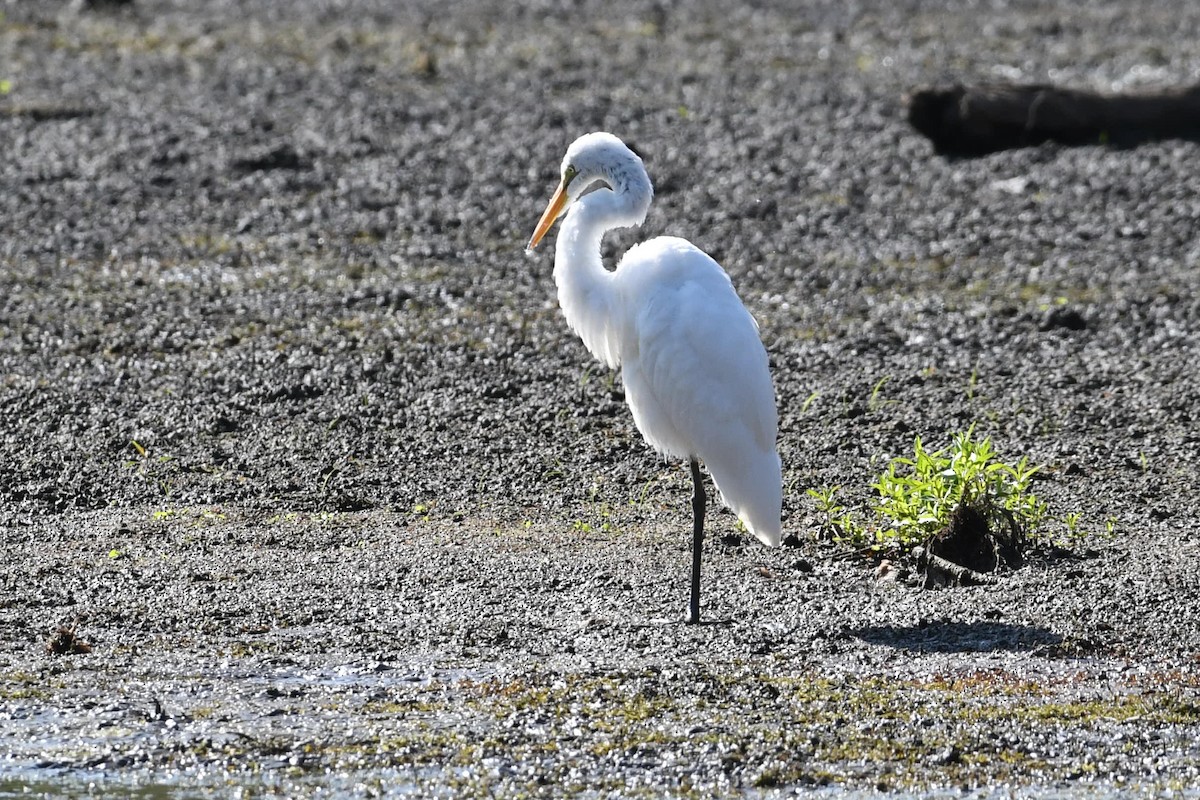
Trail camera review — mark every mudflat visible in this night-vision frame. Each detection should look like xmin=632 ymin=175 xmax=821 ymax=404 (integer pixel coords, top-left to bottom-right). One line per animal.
xmin=1 ymin=1 xmax=1198 ymax=796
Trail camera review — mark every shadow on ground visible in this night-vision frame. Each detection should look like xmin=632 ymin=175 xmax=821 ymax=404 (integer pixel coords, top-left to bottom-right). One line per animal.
xmin=853 ymin=620 xmax=1063 ymax=653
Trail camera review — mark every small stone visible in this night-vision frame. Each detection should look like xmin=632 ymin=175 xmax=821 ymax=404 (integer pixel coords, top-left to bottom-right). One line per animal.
xmin=931 ymin=745 xmax=962 ymax=765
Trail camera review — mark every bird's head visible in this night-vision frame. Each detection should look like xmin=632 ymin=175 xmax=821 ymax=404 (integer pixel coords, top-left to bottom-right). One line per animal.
xmin=526 ymin=132 xmax=651 ymax=251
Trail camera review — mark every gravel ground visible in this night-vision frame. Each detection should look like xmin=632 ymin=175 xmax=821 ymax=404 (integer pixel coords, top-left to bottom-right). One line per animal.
xmin=2 ymin=0 xmax=1199 ymax=797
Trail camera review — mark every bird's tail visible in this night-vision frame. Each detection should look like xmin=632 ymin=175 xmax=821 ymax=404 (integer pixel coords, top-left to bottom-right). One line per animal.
xmin=707 ymin=449 xmax=782 ymax=547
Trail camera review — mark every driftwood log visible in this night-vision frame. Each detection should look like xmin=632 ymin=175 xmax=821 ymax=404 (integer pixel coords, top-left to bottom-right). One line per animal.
xmin=907 ymin=83 xmax=1200 ymax=156
xmin=913 ymin=546 xmax=999 ymax=588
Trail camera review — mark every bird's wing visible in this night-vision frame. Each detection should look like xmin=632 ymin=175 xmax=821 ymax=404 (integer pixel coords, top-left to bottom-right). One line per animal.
xmin=619 ymin=241 xmax=782 ymax=544
xmin=677 ymin=278 xmax=776 ymax=451
xmin=630 ymin=256 xmax=776 ymax=451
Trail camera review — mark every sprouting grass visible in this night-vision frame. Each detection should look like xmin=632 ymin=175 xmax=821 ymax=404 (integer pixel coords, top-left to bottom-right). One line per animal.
xmin=806 ymin=485 xmax=857 ymax=542
xmin=411 ymin=502 xmax=432 ymax=523
xmin=124 ymin=440 xmax=177 ymax=498
xmin=867 ymin=375 xmax=892 ymax=412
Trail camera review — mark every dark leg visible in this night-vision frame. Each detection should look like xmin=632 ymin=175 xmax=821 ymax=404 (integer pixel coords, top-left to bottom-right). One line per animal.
xmin=686 ymin=458 xmax=705 ymax=624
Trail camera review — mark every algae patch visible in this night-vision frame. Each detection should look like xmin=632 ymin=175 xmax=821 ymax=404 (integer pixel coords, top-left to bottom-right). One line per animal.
xmin=313 ymin=666 xmax=1200 ymax=795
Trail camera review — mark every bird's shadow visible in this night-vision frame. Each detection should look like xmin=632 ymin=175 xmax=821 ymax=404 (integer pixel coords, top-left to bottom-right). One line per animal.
xmin=852 ymin=620 xmax=1062 ymax=654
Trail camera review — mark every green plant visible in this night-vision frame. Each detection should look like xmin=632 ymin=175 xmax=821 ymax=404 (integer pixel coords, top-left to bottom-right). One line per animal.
xmin=1046 ymin=512 xmax=1118 ymax=550
xmin=124 ymin=440 xmax=175 ymax=498
xmin=577 ymin=365 xmax=616 ymax=392
xmin=634 ymin=474 xmax=660 ymax=504
xmin=808 ymin=428 xmax=1048 ymax=556
xmin=868 ymin=376 xmax=892 ymax=412
xmin=1062 ymin=512 xmax=1082 ymax=540
xmin=872 ymin=428 xmax=1045 ymax=552
xmin=805 ymin=485 xmax=857 ymax=542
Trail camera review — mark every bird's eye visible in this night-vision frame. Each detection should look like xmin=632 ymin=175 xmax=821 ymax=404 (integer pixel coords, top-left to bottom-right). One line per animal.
xmin=563 ymin=165 xmax=579 ymax=185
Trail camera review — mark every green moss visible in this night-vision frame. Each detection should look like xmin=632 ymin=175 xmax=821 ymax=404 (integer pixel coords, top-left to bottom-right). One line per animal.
xmin=360 ymin=698 xmax=442 ymax=715
xmin=74 ymin=663 xmax=1191 ymax=795
xmin=0 ymin=670 xmax=58 ymax=700
xmin=371 ymin=669 xmax=1196 ymax=792
xmin=1010 ymin=696 xmax=1200 ymax=725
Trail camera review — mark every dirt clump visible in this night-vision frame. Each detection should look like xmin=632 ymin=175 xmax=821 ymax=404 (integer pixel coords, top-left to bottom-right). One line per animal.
xmin=45 ymin=625 xmax=92 ymax=656
xmin=918 ymin=500 xmax=1025 ymax=587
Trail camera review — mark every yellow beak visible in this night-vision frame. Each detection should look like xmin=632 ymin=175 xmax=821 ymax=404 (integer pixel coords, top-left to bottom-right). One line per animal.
xmin=526 ymin=180 xmax=570 ymax=251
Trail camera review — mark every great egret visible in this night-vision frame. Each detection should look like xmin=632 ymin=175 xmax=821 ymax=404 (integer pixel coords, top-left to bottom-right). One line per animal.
xmin=526 ymin=132 xmax=782 ymax=624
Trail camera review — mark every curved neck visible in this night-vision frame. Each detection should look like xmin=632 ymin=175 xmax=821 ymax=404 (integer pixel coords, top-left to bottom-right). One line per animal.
xmin=553 ymin=183 xmax=651 ymax=368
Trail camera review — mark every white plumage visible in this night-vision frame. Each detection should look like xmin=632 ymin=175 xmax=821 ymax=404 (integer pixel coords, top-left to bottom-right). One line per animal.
xmin=527 ymin=131 xmax=782 ymax=621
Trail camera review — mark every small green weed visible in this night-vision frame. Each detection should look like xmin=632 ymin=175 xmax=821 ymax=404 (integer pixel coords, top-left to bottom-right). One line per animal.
xmin=805 ymin=485 xmax=857 ymax=542
xmin=872 ymin=428 xmax=1045 ymax=552
xmin=868 ymin=376 xmax=892 ymax=412
xmin=1061 ymin=512 xmax=1082 ymax=540
xmin=1047 ymin=512 xmax=1118 ymax=551
xmin=125 ymin=440 xmax=176 ymax=498
xmin=571 ymin=502 xmax=618 ymax=534
xmin=809 ymin=428 xmax=1049 ymax=557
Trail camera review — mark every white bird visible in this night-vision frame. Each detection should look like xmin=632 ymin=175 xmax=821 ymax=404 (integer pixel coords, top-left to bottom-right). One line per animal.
xmin=526 ymin=131 xmax=782 ymax=624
